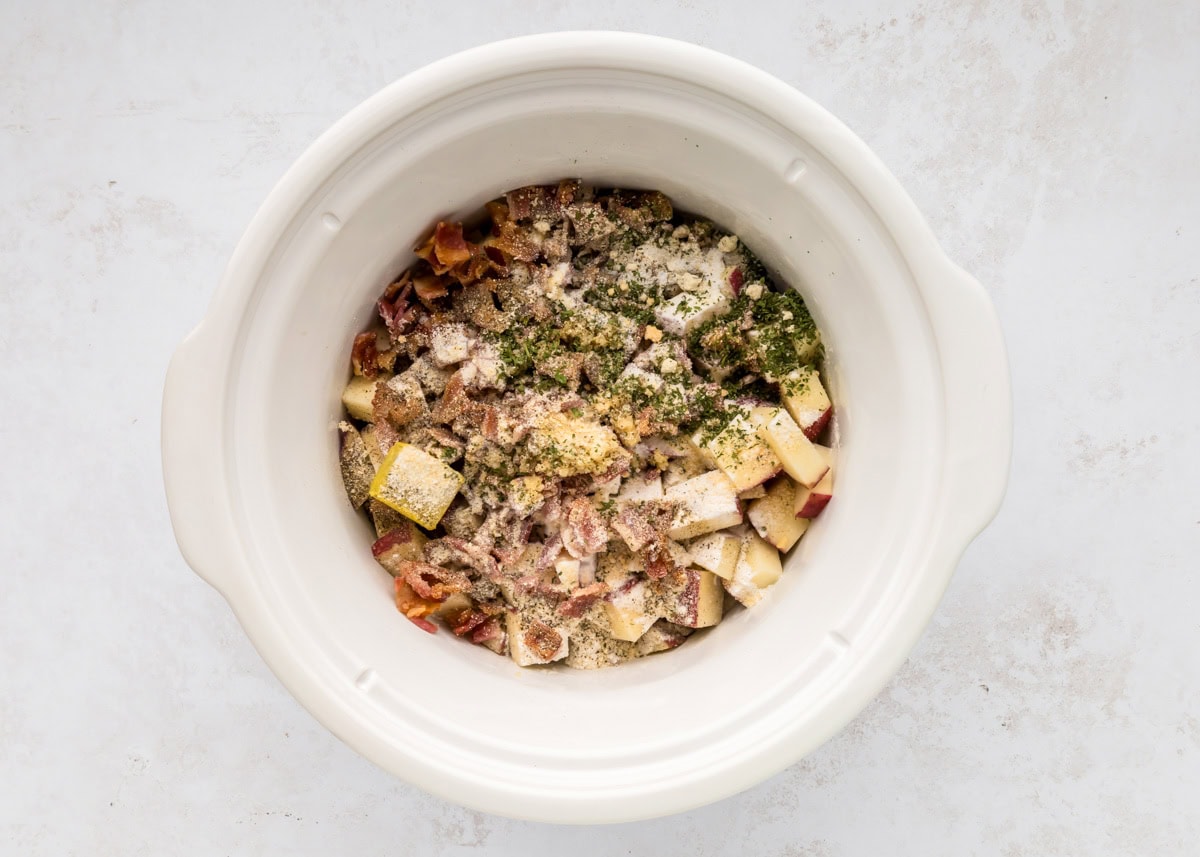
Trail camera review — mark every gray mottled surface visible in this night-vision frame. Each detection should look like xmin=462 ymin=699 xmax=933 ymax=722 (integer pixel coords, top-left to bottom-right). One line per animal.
xmin=2 ymin=1 xmax=1198 ymax=854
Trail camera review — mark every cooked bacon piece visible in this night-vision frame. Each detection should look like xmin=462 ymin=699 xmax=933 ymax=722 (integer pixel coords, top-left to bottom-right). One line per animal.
xmin=430 ymin=371 xmax=480 ymax=424
xmin=412 ymin=274 xmax=450 ymax=308
xmin=556 ymin=179 xmax=580 ymax=207
xmin=534 ymin=351 xmax=585 ymax=390
xmin=371 ymin=375 xmax=426 ymax=427
xmin=408 ymin=616 xmax=438 ymax=634
xmin=458 ymin=282 xmax=508 ymax=331
xmin=394 ymin=577 xmax=441 ymax=622
xmin=471 ymin=615 xmax=505 ymax=647
xmin=533 ymin=534 xmax=564 ymax=575
xmin=395 ymin=560 xmax=471 ymax=601
xmin=557 ymin=581 xmax=610 ymax=618
xmin=415 ymin=221 xmax=473 ymax=274
xmin=350 ymin=331 xmax=380 ymax=377
xmin=440 ymin=536 xmax=501 ymax=581
xmin=562 ymin=497 xmax=609 ymax=558
xmin=491 ymin=221 xmax=541 ymax=262
xmin=611 ymin=501 xmax=674 ymax=553
xmin=377 ymin=282 xmax=416 ymax=339
xmin=505 ymin=184 xmax=561 ymax=222
xmin=434 ymin=221 xmax=472 ymax=266
xmin=485 ymin=200 xmax=510 ymax=228
xmin=442 ymin=602 xmax=490 ymax=637
xmin=523 ymin=620 xmax=564 ymax=661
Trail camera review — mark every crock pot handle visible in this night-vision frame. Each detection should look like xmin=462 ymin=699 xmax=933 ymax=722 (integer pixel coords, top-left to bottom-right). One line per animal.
xmin=161 ymin=326 xmax=245 ymax=602
xmin=928 ymin=263 xmax=1013 ymax=541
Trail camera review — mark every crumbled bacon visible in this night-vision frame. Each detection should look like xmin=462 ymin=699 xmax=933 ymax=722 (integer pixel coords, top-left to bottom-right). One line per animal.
xmin=611 ymin=504 xmax=661 ymax=553
xmin=425 ymin=425 xmax=464 ymax=451
xmin=394 ymin=577 xmax=441 ymax=623
xmin=412 ymin=274 xmax=450 ymax=308
xmin=492 ymin=221 xmax=541 ymax=262
xmin=562 ymin=497 xmax=609 ymax=558
xmin=557 ymin=581 xmax=610 ymax=618
xmin=444 ymin=604 xmax=489 ymax=637
xmin=377 ymin=282 xmax=416 ymax=339
xmin=556 ymin=179 xmax=580 ymax=207
xmin=440 ymin=536 xmax=501 ymax=581
xmin=533 ymin=534 xmax=564 ymax=575
xmin=395 ymin=561 xmax=471 ymax=601
xmin=408 ymin=615 xmax=438 ymax=634
xmin=430 ymin=371 xmax=480 ymax=424
xmin=506 ymin=184 xmax=561 ymax=222
xmin=523 ymin=620 xmax=564 ymax=661
xmin=350 ymin=332 xmax=380 ymax=377
xmin=471 ymin=616 xmax=504 ymax=645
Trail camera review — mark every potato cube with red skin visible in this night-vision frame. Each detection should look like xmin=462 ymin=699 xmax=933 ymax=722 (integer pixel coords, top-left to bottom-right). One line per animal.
xmin=655 ymin=568 xmax=724 ymax=629
xmin=635 ymin=621 xmax=693 ymax=656
xmin=604 ymin=580 xmax=658 ymax=642
xmin=794 ymin=446 xmax=834 ymax=518
xmin=341 ymin=375 xmax=388 ymax=421
xmin=781 ymin=368 xmax=832 ymax=441
xmin=756 ymin=407 xmax=829 ymax=488
xmin=748 ymin=477 xmax=810 ymax=552
xmin=370 ymin=520 xmax=428 ymax=574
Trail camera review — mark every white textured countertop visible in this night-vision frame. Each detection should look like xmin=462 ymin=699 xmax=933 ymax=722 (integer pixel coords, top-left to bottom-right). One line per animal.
xmin=3 ymin=2 xmax=1198 ymax=854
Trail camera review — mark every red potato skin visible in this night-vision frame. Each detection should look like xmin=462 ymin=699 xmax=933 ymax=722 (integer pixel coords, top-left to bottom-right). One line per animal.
xmin=795 ymin=491 xmax=832 ymax=519
xmin=728 ymin=267 xmax=744 ymax=295
xmin=408 ymin=616 xmax=438 ymax=634
xmin=801 ymin=407 xmax=832 ymax=442
xmin=371 ymin=528 xmax=415 ymax=557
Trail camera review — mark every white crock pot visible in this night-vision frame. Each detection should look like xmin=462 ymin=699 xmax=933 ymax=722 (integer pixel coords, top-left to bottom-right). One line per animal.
xmin=162 ymin=32 xmax=1011 ymax=823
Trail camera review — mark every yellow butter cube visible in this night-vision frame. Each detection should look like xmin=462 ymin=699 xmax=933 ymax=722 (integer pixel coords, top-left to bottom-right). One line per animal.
xmin=368 ymin=443 xmax=464 ymax=530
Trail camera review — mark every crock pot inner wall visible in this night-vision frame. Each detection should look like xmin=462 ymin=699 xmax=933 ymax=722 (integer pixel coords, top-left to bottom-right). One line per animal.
xmin=227 ymin=72 xmax=944 ymax=765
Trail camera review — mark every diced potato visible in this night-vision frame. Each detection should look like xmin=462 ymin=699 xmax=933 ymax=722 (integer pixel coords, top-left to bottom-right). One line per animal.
xmin=688 ymin=532 xmax=742 ymax=580
xmin=341 ymin=375 xmax=387 ymax=421
xmin=618 ymin=472 xmax=665 ymax=503
xmin=781 ymin=367 xmax=832 ymax=440
xmin=507 ymin=613 xmax=569 ymax=666
xmin=604 ymin=581 xmax=658 ymax=642
xmin=370 ymin=520 xmax=428 ymax=574
xmin=658 ymin=568 xmax=724 ymax=628
xmin=635 ymin=621 xmax=693 ymax=656
xmin=565 ymin=622 xmax=638 ymax=669
xmin=724 ymin=531 xmax=784 ymax=607
xmin=707 ymin=415 xmax=783 ymax=492
xmin=338 ymin=421 xmax=374 ymax=509
xmin=359 ymin=424 xmax=389 ymax=469
xmin=555 ymin=554 xmax=581 ymax=589
xmin=665 ymin=469 xmax=743 ymax=540
xmin=654 ymin=285 xmax=731 ymax=336
xmin=368 ymin=442 xmax=464 ymax=530
xmin=748 ymin=477 xmax=809 ymax=552
xmin=794 ymin=446 xmax=834 ymax=518
xmin=757 ymin=407 xmax=829 ymax=488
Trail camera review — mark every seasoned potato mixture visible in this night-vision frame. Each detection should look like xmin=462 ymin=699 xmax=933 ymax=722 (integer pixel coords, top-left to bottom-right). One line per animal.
xmin=338 ymin=181 xmax=835 ymax=668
